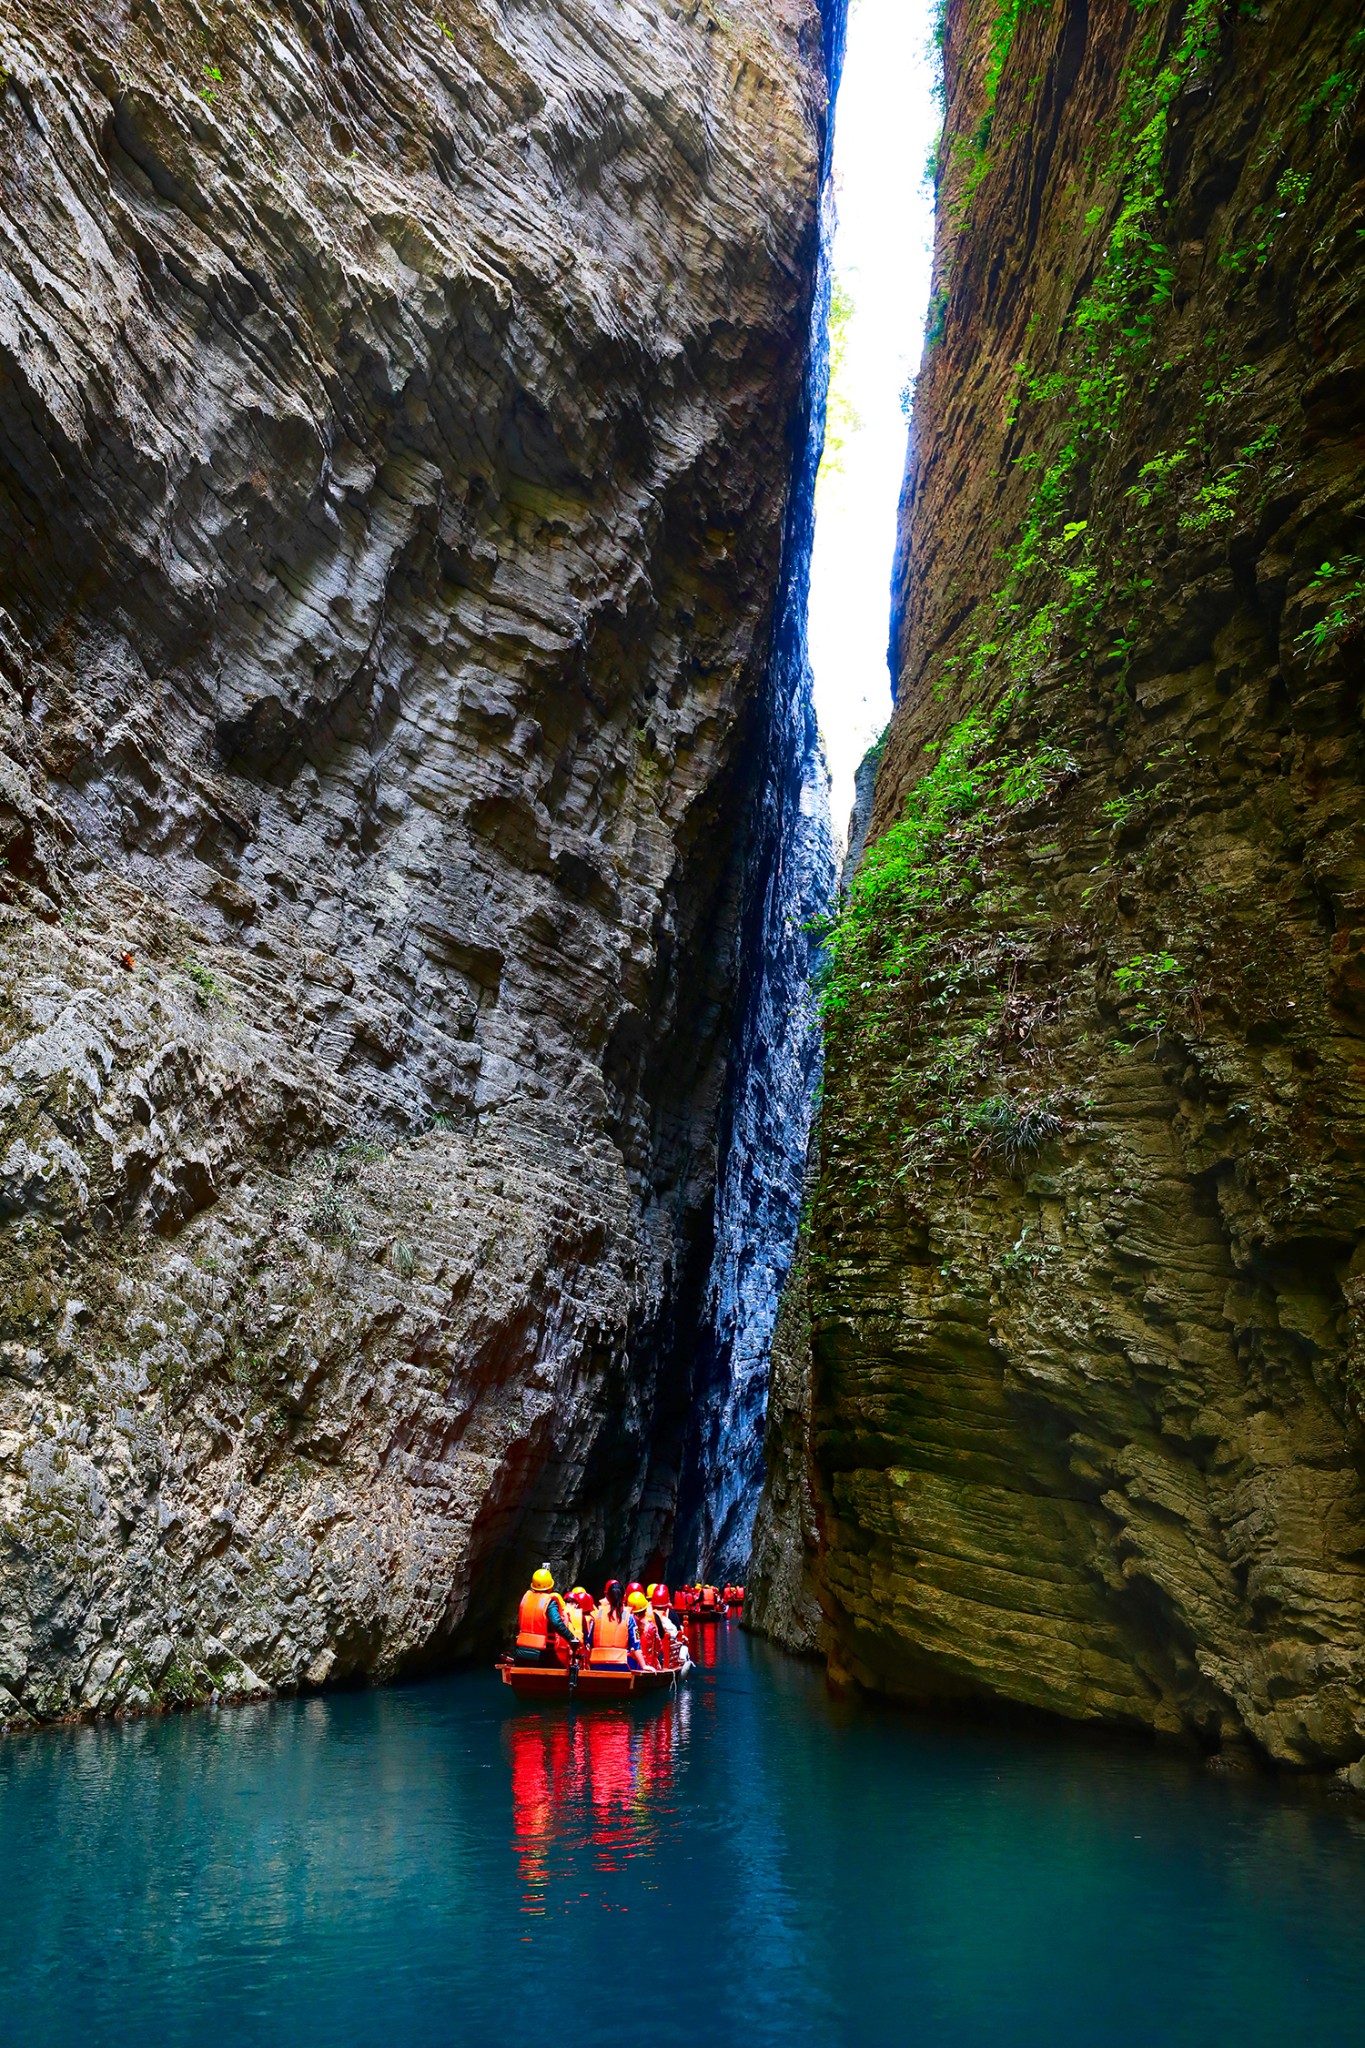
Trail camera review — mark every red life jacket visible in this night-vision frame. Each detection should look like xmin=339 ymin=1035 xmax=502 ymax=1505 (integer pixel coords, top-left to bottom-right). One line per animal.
xmin=639 ymin=1616 xmax=661 ymax=1669
xmin=590 ymin=1603 xmax=631 ymax=1668
xmin=701 ymin=1585 xmax=718 ymax=1610
xmin=517 ymin=1589 xmax=552 ymax=1652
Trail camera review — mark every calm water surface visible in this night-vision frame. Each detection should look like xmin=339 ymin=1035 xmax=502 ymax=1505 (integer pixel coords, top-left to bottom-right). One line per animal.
xmin=3 ymin=1623 xmax=1364 ymax=2046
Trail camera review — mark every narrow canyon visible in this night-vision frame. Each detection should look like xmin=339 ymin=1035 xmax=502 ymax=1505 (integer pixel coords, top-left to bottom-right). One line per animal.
xmin=3 ymin=0 xmax=1365 ymax=1794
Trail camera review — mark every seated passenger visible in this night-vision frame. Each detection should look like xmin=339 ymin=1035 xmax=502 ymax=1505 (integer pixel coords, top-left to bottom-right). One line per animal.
xmin=515 ymin=1566 xmax=578 ymax=1666
xmin=563 ymin=1587 xmax=590 ymax=1657
xmin=589 ymin=1580 xmax=642 ymax=1670
xmin=648 ymin=1587 xmax=684 ymax=1669
xmin=629 ymin=1588 xmax=660 ymax=1669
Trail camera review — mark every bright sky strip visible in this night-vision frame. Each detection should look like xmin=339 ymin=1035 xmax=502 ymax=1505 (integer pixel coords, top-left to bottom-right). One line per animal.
xmin=809 ymin=0 xmax=941 ymax=849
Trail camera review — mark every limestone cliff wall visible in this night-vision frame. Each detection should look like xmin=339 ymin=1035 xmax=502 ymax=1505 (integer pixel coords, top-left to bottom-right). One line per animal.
xmin=0 ymin=0 xmax=831 ymax=1724
xmin=746 ymin=1133 xmax=826 ymax=1653
xmin=672 ymin=0 xmax=843 ymax=1582
xmin=755 ymin=0 xmax=1365 ymax=1772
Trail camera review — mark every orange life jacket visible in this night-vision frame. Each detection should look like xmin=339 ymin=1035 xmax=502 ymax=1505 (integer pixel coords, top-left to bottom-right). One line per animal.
xmin=517 ymin=1589 xmax=553 ymax=1653
xmin=590 ymin=1603 xmax=632 ymax=1669
xmin=701 ymin=1585 xmax=718 ymax=1609
xmin=639 ymin=1616 xmax=661 ymax=1669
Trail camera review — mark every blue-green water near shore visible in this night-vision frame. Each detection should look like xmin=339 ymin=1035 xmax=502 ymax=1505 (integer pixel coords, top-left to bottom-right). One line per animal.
xmin=3 ymin=1622 xmax=1364 ymax=2047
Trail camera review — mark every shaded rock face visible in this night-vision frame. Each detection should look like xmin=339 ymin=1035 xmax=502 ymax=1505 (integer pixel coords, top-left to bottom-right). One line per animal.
xmin=756 ymin=0 xmax=1365 ymax=1770
xmin=671 ymin=2 xmax=844 ymax=1581
xmin=745 ymin=1136 xmax=826 ymax=1654
xmin=746 ymin=757 xmax=868 ymax=1652
xmin=672 ymin=703 xmax=834 ymax=1580
xmin=0 ymin=0 xmax=832 ymax=1720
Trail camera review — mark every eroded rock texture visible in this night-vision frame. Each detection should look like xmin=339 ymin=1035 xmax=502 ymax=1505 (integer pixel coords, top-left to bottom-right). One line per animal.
xmin=754 ymin=0 xmax=1365 ymax=1770
xmin=0 ymin=0 xmax=832 ymax=1723
xmin=671 ymin=23 xmax=842 ymax=1578
xmin=746 ymin=1136 xmax=825 ymax=1653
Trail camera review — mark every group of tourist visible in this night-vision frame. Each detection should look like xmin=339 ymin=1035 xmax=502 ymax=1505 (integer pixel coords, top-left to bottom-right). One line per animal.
xmin=673 ymin=1582 xmax=745 ymax=1614
xmin=514 ymin=1569 xmax=691 ymax=1673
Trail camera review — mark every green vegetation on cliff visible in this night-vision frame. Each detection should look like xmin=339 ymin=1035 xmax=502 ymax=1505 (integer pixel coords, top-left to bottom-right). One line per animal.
xmin=778 ymin=0 xmax=1365 ymax=1769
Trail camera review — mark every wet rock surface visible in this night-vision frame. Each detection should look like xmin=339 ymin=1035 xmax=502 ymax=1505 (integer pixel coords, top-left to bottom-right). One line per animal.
xmin=754 ymin=0 xmax=1365 ymax=1770
xmin=0 ymin=0 xmax=831 ymax=1720
xmin=745 ymin=1141 xmax=826 ymax=1656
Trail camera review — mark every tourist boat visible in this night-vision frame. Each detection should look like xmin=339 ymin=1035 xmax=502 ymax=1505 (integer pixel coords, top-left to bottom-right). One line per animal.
xmin=498 ymin=1658 xmax=683 ymax=1700
xmin=683 ymin=1605 xmax=726 ymax=1624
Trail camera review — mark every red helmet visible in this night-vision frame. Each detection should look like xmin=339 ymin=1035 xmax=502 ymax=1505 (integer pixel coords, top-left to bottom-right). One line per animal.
xmin=625 ymin=1581 xmax=644 ymax=1597
xmin=654 ymin=1586 xmax=671 ymax=1608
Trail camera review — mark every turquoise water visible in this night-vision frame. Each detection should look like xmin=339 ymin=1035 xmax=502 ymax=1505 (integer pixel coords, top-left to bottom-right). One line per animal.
xmin=3 ymin=1622 xmax=1364 ymax=2047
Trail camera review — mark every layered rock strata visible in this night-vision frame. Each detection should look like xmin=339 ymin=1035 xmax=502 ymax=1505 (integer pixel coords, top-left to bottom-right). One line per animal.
xmin=755 ymin=0 xmax=1365 ymax=1771
xmin=745 ymin=1136 xmax=826 ymax=1653
xmin=0 ymin=0 xmax=833 ymax=1723
xmin=672 ymin=0 xmax=843 ymax=1581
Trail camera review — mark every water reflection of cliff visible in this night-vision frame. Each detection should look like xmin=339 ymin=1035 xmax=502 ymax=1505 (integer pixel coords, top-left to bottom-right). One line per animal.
xmin=507 ymin=1693 xmax=693 ymax=1910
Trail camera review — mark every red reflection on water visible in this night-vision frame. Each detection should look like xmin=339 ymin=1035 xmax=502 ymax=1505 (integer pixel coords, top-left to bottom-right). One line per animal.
xmin=506 ymin=1698 xmax=685 ymax=1912
xmin=685 ymin=1618 xmax=726 ymax=1669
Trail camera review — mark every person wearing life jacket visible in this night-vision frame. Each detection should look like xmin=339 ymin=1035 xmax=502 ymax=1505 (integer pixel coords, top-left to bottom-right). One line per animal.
xmin=589 ymin=1580 xmax=643 ymax=1670
xmin=515 ymin=1566 xmax=578 ymax=1666
xmin=563 ymin=1587 xmax=590 ymax=1654
xmin=647 ymin=1585 xmax=687 ymax=1672
xmin=674 ymin=1584 xmax=693 ymax=1616
xmin=646 ymin=1583 xmax=669 ymax=1660
xmin=700 ymin=1582 xmax=720 ymax=1612
xmin=629 ymin=1589 xmax=661 ymax=1670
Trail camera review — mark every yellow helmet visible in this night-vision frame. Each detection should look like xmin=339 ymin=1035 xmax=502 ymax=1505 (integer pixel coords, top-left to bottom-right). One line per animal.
xmin=531 ymin=1566 xmax=554 ymax=1591
xmin=627 ymin=1589 xmax=647 ymax=1611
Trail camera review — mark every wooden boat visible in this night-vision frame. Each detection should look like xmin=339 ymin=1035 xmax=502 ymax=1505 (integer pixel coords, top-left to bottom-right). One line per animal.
xmin=682 ymin=1604 xmax=726 ymax=1623
xmin=498 ymin=1658 xmax=681 ymax=1700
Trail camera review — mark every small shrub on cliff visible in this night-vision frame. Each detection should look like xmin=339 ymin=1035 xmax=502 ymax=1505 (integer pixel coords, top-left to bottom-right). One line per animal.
xmin=962 ymin=1093 xmax=1063 ymax=1171
xmin=391 ymin=1239 xmax=417 ymax=1280
xmin=1111 ymin=949 xmax=1206 ymax=1048
xmin=1295 ymin=558 xmax=1365 ymax=659
xmin=305 ymin=1183 xmax=358 ymax=1246
xmin=181 ymin=958 xmax=230 ymax=1009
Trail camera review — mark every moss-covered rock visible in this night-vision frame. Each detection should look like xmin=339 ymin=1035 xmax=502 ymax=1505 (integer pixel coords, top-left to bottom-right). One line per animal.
xmin=762 ymin=0 xmax=1365 ymax=1772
